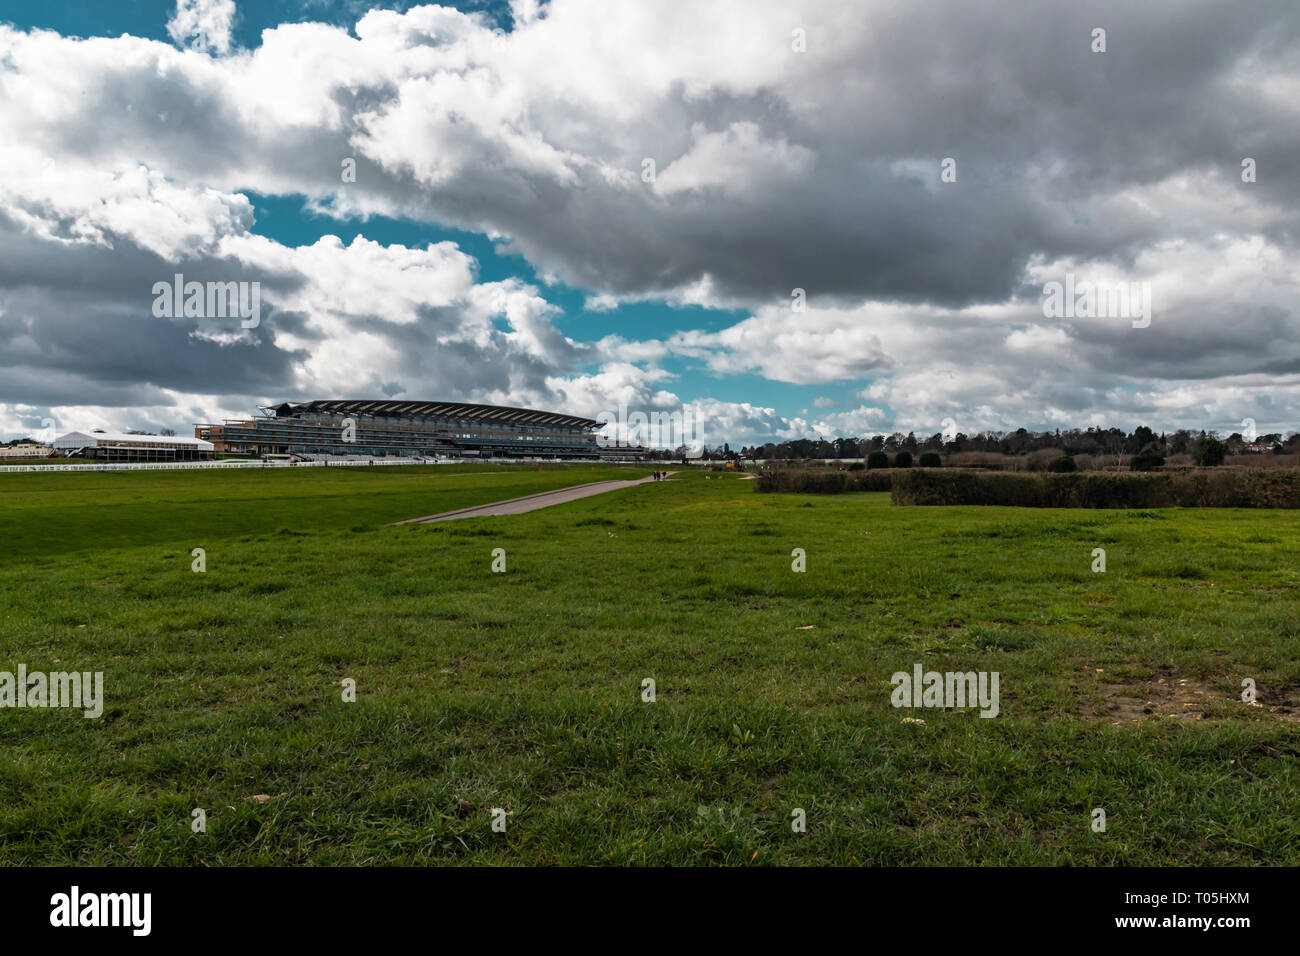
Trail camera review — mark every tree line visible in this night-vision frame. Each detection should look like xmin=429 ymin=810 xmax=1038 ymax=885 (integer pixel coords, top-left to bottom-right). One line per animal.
xmin=652 ymin=426 xmax=1299 ymax=462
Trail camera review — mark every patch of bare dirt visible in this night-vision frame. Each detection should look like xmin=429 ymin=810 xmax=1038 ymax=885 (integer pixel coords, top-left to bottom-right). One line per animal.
xmin=1088 ymin=665 xmax=1300 ymax=725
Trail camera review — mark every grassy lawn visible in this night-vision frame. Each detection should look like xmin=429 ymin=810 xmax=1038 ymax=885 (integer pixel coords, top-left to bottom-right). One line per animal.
xmin=0 ymin=466 xmax=1297 ymax=865
xmin=0 ymin=462 xmax=644 ymax=564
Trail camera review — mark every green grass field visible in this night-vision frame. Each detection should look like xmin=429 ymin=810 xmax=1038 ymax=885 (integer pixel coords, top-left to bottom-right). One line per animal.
xmin=1 ymin=465 xmax=1297 ymax=865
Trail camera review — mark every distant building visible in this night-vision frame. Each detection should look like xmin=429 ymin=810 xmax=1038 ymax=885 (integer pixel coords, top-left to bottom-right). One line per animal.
xmin=195 ymin=399 xmax=609 ymax=460
xmin=53 ymin=431 xmax=214 ymax=462
xmin=0 ymin=441 xmax=53 ymax=459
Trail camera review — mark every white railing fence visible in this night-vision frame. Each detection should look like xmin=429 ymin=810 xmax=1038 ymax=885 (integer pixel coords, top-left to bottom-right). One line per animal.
xmin=0 ymin=457 xmax=602 ymax=474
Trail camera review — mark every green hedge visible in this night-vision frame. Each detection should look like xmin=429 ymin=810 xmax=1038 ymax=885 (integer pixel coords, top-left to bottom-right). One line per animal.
xmin=890 ymin=468 xmax=1300 ymax=508
xmin=853 ymin=470 xmax=895 ymax=492
xmin=1169 ymin=468 xmax=1300 ymax=507
xmin=756 ymin=470 xmax=846 ymax=494
xmin=756 ymin=469 xmax=893 ymax=494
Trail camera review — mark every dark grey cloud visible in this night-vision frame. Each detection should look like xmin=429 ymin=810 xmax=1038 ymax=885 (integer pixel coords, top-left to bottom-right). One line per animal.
xmin=13 ymin=1 xmax=1295 ymax=309
xmin=0 ymin=213 xmax=304 ymax=404
xmin=326 ymin=0 xmax=1300 ymax=308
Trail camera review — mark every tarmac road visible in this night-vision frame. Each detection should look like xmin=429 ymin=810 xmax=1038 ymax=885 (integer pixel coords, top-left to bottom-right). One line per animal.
xmin=394 ymin=472 xmax=676 ymax=524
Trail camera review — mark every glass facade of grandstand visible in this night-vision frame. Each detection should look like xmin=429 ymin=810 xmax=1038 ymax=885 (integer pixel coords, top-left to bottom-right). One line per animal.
xmin=196 ymin=400 xmax=602 ymax=460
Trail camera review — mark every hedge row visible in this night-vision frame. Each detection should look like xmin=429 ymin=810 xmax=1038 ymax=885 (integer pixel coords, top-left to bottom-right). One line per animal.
xmin=890 ymin=468 xmax=1300 ymax=508
xmin=755 ymin=469 xmax=894 ymax=494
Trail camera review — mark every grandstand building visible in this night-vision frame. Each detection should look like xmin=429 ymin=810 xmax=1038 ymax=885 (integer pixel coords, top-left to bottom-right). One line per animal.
xmin=53 ymin=430 xmax=214 ymax=462
xmin=0 ymin=440 xmax=53 ymax=459
xmin=195 ymin=399 xmax=605 ymax=460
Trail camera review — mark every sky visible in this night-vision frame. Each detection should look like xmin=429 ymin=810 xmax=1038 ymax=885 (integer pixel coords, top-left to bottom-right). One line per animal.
xmin=1 ymin=0 xmax=1298 ymax=448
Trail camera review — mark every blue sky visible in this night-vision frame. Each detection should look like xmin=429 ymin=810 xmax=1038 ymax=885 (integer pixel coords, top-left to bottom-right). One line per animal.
xmin=244 ymin=190 xmax=803 ymax=411
xmin=0 ymin=0 xmax=853 ymax=442
xmin=2 ymin=0 xmax=1296 ymax=444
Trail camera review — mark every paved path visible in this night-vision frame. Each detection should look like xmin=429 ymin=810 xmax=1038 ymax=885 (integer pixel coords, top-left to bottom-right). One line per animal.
xmin=395 ymin=473 xmax=675 ymax=524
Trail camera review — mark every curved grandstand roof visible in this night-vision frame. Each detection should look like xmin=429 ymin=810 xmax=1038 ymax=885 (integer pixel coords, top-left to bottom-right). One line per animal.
xmin=267 ymin=400 xmax=602 ymax=429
